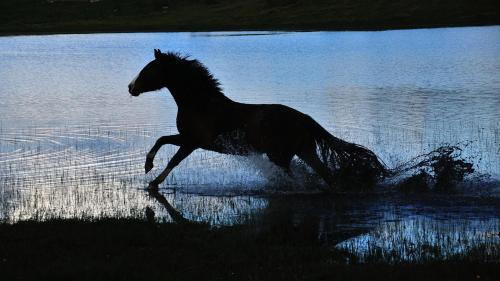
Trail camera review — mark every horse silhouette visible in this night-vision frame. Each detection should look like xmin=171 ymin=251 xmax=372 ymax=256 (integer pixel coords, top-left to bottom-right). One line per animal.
xmin=129 ymin=49 xmax=387 ymax=191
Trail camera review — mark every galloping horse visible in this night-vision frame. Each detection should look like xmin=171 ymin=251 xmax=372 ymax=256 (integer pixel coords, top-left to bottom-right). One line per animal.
xmin=129 ymin=49 xmax=387 ymax=190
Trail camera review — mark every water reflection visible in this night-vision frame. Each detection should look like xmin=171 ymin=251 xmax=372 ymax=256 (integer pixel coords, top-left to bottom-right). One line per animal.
xmin=337 ymin=216 xmax=500 ymax=262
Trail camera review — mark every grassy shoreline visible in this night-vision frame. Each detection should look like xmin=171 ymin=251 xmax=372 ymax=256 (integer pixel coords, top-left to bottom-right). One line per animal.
xmin=1 ymin=0 xmax=499 ymax=37
xmin=1 ymin=218 xmax=499 ymax=280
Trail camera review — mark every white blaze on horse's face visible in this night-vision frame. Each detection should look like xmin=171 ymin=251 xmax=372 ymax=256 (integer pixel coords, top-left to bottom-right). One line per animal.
xmin=128 ymin=58 xmax=165 ymax=96
xmin=128 ymin=74 xmax=140 ymax=96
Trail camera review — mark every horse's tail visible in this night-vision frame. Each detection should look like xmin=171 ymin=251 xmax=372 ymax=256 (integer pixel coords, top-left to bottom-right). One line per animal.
xmin=307 ymin=117 xmax=389 ymax=188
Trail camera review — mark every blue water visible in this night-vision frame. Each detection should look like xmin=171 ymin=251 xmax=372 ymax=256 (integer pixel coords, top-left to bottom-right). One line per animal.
xmin=0 ymin=27 xmax=499 ymax=260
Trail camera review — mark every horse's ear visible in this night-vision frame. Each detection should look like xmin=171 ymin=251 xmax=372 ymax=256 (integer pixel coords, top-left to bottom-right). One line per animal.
xmin=154 ymin=49 xmax=162 ymax=59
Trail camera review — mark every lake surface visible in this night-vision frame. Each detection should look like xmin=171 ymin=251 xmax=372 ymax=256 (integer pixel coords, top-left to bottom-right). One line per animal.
xmin=1 ymin=26 xmax=499 ymax=260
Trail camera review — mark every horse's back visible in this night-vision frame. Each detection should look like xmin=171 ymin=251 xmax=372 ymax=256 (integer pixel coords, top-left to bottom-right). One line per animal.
xmin=192 ymin=101 xmax=315 ymax=157
xmin=257 ymin=104 xmax=313 ymax=132
xmin=244 ymin=103 xmax=314 ymax=153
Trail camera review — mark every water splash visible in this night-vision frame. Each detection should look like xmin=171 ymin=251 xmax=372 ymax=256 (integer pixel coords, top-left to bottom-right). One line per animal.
xmin=387 ymin=142 xmax=477 ymax=192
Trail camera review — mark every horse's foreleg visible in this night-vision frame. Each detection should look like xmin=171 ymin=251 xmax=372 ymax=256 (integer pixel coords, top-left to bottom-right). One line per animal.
xmin=145 ymin=134 xmax=184 ymax=173
xmin=148 ymin=146 xmax=196 ymax=190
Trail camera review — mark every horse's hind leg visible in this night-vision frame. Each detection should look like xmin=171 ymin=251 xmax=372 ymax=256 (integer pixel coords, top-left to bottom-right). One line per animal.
xmin=267 ymin=152 xmax=293 ymax=174
xmin=149 ymin=146 xmax=195 ymax=190
xmin=146 ymin=134 xmax=184 ymax=173
xmin=297 ymin=146 xmax=336 ymax=189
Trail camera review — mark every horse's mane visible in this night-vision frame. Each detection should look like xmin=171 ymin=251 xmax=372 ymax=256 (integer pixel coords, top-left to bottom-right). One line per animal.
xmin=157 ymin=52 xmax=226 ymax=100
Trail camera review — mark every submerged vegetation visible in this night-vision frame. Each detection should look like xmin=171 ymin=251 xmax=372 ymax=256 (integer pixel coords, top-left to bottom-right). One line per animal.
xmin=1 ymin=0 xmax=499 ymax=35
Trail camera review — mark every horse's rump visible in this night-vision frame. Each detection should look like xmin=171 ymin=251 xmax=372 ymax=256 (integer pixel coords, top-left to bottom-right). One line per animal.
xmin=246 ymin=105 xmax=387 ymax=189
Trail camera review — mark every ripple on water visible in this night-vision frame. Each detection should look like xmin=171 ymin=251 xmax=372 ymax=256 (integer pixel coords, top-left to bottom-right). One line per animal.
xmin=1 ymin=124 xmax=500 ymax=222
xmin=1 ymin=125 xmax=499 ymax=263
xmin=0 ymin=125 xmax=274 ymax=223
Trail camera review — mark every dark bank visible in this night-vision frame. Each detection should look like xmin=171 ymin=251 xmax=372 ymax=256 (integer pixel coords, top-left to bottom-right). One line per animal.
xmin=1 ymin=0 xmax=499 ymax=36
xmin=1 ymin=216 xmax=499 ymax=281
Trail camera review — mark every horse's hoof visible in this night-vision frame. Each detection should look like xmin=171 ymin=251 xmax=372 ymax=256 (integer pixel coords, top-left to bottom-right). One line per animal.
xmin=145 ymin=161 xmax=154 ymax=174
xmin=148 ymin=182 xmax=159 ymax=191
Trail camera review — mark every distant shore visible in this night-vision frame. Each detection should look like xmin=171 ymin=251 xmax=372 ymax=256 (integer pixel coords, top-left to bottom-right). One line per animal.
xmin=1 ymin=22 xmax=499 ymax=37
xmin=1 ymin=0 xmax=499 ymax=36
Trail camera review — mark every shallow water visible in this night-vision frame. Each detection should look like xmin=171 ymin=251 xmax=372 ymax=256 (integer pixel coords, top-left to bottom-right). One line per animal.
xmin=1 ymin=27 xmax=499 ymax=261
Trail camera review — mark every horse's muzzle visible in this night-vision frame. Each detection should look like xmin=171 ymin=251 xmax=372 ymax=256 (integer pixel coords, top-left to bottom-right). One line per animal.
xmin=128 ymin=84 xmax=140 ymax=96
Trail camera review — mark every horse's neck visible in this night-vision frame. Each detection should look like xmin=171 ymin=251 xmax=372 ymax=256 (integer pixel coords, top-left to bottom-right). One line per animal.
xmin=167 ymin=86 xmax=232 ymax=108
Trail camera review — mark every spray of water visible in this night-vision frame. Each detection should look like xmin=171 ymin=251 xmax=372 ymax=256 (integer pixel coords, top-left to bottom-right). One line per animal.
xmin=249 ymin=141 xmax=481 ymax=194
xmin=385 ymin=142 xmax=476 ymax=192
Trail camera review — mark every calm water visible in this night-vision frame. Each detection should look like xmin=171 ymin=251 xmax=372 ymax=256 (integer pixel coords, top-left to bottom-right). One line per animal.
xmin=1 ymin=27 xmax=499 ymax=260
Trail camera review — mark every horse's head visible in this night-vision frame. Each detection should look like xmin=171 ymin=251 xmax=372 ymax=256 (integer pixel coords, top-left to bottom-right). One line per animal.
xmin=128 ymin=50 xmax=224 ymax=104
xmin=128 ymin=49 xmax=167 ymax=96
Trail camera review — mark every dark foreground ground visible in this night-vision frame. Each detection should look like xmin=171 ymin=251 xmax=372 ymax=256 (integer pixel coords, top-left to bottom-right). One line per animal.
xmin=1 ymin=218 xmax=499 ymax=281
xmin=1 ymin=0 xmax=499 ymax=35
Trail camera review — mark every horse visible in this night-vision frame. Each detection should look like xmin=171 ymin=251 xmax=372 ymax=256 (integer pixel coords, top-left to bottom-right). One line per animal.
xmin=128 ymin=49 xmax=387 ymax=191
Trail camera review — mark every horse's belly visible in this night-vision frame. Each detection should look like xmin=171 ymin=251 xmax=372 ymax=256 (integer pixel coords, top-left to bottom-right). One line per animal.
xmin=202 ymin=129 xmax=257 ymax=155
